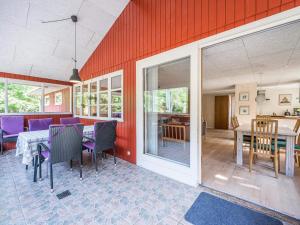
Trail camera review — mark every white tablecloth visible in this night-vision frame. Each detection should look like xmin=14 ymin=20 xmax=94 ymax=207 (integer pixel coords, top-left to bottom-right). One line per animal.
xmin=16 ymin=126 xmax=94 ymax=165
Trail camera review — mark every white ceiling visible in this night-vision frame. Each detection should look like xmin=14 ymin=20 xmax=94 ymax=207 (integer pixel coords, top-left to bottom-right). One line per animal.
xmin=0 ymin=0 xmax=129 ymax=81
xmin=203 ymin=20 xmax=300 ymax=93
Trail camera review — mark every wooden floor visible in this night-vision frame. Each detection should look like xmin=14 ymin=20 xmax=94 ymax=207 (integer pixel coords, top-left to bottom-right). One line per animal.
xmin=202 ymin=129 xmax=300 ymax=219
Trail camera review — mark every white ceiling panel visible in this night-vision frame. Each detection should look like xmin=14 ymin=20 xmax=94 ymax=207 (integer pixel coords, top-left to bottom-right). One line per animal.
xmin=0 ymin=0 xmax=129 ymax=79
xmin=203 ymin=20 xmax=300 ymax=93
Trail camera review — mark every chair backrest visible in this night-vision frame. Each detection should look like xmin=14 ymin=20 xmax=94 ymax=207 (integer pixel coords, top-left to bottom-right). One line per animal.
xmin=231 ymin=116 xmax=239 ymax=129
xmin=28 ymin=118 xmax=53 ymax=131
xmin=49 ymin=124 xmax=83 ymax=164
xmin=293 ymin=119 xmax=300 ymax=133
xmin=0 ymin=116 xmax=24 ymax=135
xmin=251 ymin=118 xmax=278 ymax=156
xmin=94 ymin=121 xmax=117 ymax=152
xmin=60 ymin=117 xmax=80 ymax=125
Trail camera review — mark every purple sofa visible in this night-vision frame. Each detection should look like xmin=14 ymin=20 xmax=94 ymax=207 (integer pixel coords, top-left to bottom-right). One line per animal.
xmin=28 ymin=118 xmax=53 ymax=131
xmin=60 ymin=117 xmax=80 ymax=125
xmin=0 ymin=116 xmax=24 ymax=154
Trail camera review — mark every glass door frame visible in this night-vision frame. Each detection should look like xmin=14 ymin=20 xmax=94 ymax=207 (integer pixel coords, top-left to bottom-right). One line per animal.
xmin=136 ymin=42 xmax=201 ymax=186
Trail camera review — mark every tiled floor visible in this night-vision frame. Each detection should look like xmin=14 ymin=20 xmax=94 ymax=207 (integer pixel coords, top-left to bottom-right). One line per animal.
xmin=0 ymin=150 xmax=298 ymax=225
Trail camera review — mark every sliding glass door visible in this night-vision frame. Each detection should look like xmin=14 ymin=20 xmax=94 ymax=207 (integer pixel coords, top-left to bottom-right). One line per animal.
xmin=143 ymin=57 xmax=191 ymax=166
xmin=136 ymin=44 xmax=200 ymax=186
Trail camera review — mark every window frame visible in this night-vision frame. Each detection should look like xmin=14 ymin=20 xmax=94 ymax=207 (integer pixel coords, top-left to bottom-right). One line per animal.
xmin=0 ymin=77 xmax=72 ymax=115
xmin=73 ymin=70 xmax=124 ymax=122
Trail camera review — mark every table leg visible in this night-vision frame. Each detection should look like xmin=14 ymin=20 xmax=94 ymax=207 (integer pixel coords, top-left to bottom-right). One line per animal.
xmin=33 ymin=155 xmax=38 ymax=182
xmin=236 ymin=131 xmax=243 ymax=166
xmin=285 ymin=136 xmax=295 ymax=177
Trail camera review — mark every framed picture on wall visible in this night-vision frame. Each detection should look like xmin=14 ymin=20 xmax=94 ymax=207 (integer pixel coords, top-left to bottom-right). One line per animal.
xmin=239 ymin=106 xmax=249 ymax=115
xmin=279 ymin=94 xmax=292 ymax=106
xmin=239 ymin=92 xmax=249 ymax=101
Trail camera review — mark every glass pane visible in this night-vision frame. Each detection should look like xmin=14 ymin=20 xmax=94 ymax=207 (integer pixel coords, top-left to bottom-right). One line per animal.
xmin=90 ymin=106 xmax=97 ymax=116
xmin=82 ymin=84 xmax=88 ymax=116
xmin=111 ymin=104 xmax=122 ymax=118
xmin=8 ymin=82 xmax=41 ymax=113
xmin=143 ymin=57 xmax=190 ymax=166
xmin=99 ymin=105 xmax=108 ymax=117
xmin=171 ymin=88 xmax=189 ymax=114
xmin=111 ymin=90 xmax=122 ymax=104
xmin=111 ymin=75 xmax=121 ymax=89
xmin=90 ymin=82 xmax=97 ymax=116
xmin=75 ymin=86 xmax=81 ymax=115
xmin=99 ymin=92 xmax=108 ymax=104
xmin=0 ymin=82 xmax=5 ymax=113
xmin=44 ymin=85 xmax=71 ymax=113
xmin=100 ymin=79 xmax=108 ymax=91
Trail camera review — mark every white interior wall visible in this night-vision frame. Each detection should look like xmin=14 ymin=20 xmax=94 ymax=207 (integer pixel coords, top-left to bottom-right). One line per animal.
xmin=235 ymin=83 xmax=257 ymax=125
xmin=257 ymin=87 xmax=300 ymax=115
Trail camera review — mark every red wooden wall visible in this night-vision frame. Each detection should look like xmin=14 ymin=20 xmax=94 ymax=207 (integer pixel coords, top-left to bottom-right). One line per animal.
xmin=44 ymin=87 xmax=71 ymax=113
xmin=79 ymin=0 xmax=299 ymax=164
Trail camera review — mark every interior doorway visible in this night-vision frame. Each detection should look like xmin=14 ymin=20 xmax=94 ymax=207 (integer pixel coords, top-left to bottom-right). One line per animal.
xmin=214 ymin=96 xmax=229 ymax=129
xmin=201 ymin=19 xmax=300 ymax=219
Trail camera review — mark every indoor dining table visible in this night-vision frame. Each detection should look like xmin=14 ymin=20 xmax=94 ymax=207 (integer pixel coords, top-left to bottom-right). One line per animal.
xmin=235 ymin=124 xmax=297 ymax=177
xmin=16 ymin=125 xmax=94 ymax=165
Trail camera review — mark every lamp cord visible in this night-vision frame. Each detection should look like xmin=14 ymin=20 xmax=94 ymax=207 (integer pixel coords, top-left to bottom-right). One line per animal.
xmin=74 ymin=21 xmax=77 ymax=69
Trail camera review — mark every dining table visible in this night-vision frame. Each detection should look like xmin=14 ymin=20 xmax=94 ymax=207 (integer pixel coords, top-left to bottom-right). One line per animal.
xmin=235 ymin=124 xmax=297 ymax=177
xmin=16 ymin=125 xmax=94 ymax=165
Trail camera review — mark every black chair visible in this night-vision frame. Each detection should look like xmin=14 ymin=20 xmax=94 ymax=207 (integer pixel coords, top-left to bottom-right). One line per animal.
xmin=83 ymin=121 xmax=117 ymax=171
xmin=35 ymin=124 xmax=84 ymax=192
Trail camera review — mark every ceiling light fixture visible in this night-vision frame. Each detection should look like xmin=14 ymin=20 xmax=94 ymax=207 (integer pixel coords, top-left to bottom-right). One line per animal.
xmin=42 ymin=15 xmax=81 ymax=83
xmin=69 ymin=15 xmax=81 ymax=83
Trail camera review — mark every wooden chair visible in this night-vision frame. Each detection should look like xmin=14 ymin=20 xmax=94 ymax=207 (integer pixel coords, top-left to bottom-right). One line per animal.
xmin=295 ymin=133 xmax=300 ymax=167
xmin=278 ymin=119 xmax=300 ymax=167
xmin=161 ymin=124 xmax=186 ymax=145
xmin=293 ymin=119 xmax=300 ymax=133
xmin=249 ymin=118 xmax=279 ymax=178
xmin=293 ymin=120 xmax=300 ymax=167
xmin=231 ymin=116 xmax=251 ymax=158
xmin=231 ymin=116 xmax=239 ymax=158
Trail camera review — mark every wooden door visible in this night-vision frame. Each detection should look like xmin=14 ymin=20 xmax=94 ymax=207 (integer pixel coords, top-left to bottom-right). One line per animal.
xmin=215 ymin=96 xmax=229 ymax=129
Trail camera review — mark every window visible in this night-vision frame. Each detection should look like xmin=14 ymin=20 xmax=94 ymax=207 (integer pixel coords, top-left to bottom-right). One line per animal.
xmin=74 ymin=86 xmax=81 ymax=116
xmin=55 ymin=92 xmax=62 ymax=105
xmin=8 ymin=82 xmax=41 ymax=113
xmin=74 ymin=70 xmax=123 ymax=121
xmin=82 ymin=84 xmax=89 ymax=116
xmin=90 ymin=81 xmax=97 ymax=116
xmin=0 ymin=81 xmax=5 ymax=113
xmin=44 ymin=85 xmax=71 ymax=113
xmin=0 ymin=78 xmax=72 ymax=114
xmin=145 ymin=87 xmax=189 ymax=114
xmin=44 ymin=96 xmax=50 ymax=106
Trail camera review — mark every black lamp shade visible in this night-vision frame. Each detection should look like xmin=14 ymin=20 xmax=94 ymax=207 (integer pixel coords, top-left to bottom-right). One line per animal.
xmin=69 ymin=68 xmax=81 ymax=83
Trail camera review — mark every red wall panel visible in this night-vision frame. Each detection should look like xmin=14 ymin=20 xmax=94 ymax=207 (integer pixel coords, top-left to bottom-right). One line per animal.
xmin=79 ymin=0 xmax=298 ymax=164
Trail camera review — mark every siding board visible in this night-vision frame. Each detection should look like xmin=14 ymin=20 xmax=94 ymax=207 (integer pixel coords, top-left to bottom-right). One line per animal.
xmin=78 ymin=0 xmax=297 ymax=164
